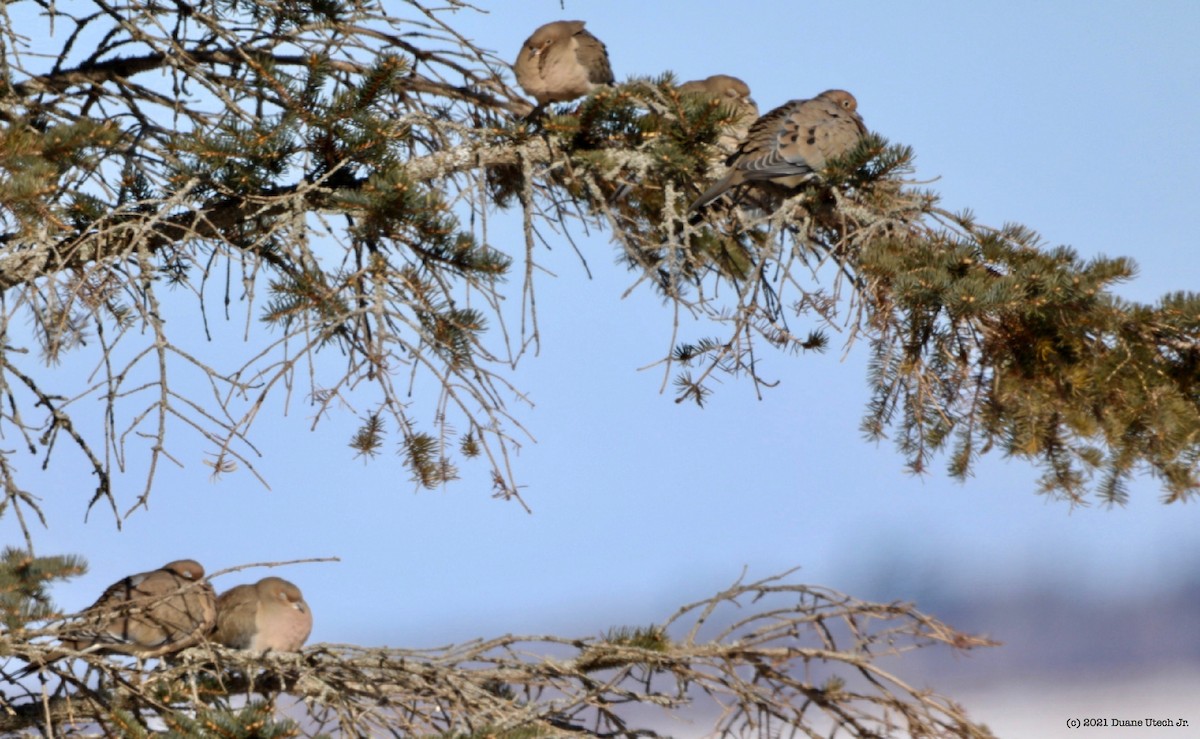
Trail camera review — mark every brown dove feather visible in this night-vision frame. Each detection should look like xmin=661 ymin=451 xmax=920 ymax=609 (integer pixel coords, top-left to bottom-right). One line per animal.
xmin=20 ymin=559 xmax=216 ymax=673
xmin=679 ymin=74 xmax=759 ymax=157
xmin=212 ymin=576 xmax=312 ymax=652
xmin=689 ymin=89 xmax=866 ymax=213
xmin=514 ymin=20 xmax=613 ymax=106
xmin=61 ymin=559 xmax=216 ymax=658
xmin=679 ymin=75 xmax=757 ymax=117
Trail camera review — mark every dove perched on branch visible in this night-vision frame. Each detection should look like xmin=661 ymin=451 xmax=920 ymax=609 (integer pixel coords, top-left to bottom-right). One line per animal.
xmin=514 ymin=20 xmax=614 ymax=107
xmin=212 ymin=576 xmax=313 ymax=652
xmin=689 ymin=89 xmax=866 ymax=214
xmin=678 ymin=75 xmax=759 ymax=155
xmin=20 ymin=559 xmax=216 ymax=674
xmin=61 ymin=559 xmax=216 ymax=657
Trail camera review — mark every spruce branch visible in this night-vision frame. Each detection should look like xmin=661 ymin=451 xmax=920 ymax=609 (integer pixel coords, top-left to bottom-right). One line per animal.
xmin=1 ymin=570 xmax=996 ymax=738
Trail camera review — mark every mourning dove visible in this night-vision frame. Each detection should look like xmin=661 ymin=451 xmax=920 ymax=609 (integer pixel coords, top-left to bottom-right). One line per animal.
xmin=678 ymin=75 xmax=758 ymax=155
xmin=514 ymin=20 xmax=614 ymax=107
xmin=37 ymin=560 xmax=216 ymax=665
xmin=688 ymin=89 xmax=867 ymax=213
xmin=212 ymin=577 xmax=312 ymax=652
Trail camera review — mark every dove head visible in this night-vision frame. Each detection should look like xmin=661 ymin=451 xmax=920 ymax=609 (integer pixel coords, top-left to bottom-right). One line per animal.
xmin=162 ymin=560 xmax=205 ymax=580
xmin=259 ymin=576 xmax=308 ymax=612
xmin=524 ymin=20 xmax=585 ymax=57
xmin=682 ymin=75 xmax=750 ymax=100
xmin=709 ymin=75 xmax=752 ymax=102
xmin=816 ymin=89 xmax=859 ymax=113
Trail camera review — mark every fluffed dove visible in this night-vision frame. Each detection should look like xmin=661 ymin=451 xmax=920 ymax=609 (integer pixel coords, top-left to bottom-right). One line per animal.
xmin=608 ymin=75 xmax=757 ymax=203
xmin=212 ymin=576 xmax=312 ymax=652
xmin=514 ymin=20 xmax=614 ymax=107
xmin=688 ymin=89 xmax=867 ymax=213
xmin=45 ymin=560 xmax=216 ymax=663
xmin=678 ymin=75 xmax=758 ymax=155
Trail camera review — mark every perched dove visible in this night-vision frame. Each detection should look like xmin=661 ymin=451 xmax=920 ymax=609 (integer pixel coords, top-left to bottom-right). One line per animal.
xmin=212 ymin=577 xmax=312 ymax=652
xmin=688 ymin=89 xmax=867 ymax=213
xmin=678 ymin=75 xmax=758 ymax=155
xmin=514 ymin=20 xmax=614 ymax=106
xmin=53 ymin=560 xmax=216 ymax=661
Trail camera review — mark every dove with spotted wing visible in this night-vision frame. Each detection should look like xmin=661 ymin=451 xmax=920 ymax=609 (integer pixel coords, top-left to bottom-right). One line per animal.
xmin=689 ymin=89 xmax=866 ymax=213
xmin=19 ymin=559 xmax=216 ymax=674
xmin=61 ymin=559 xmax=215 ymax=657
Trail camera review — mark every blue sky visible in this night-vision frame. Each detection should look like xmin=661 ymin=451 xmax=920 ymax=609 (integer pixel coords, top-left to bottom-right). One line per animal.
xmin=5 ymin=1 xmax=1200 ymax=734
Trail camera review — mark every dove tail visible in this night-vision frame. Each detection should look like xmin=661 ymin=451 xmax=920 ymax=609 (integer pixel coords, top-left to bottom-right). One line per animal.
xmin=688 ymin=174 xmax=735 ymax=214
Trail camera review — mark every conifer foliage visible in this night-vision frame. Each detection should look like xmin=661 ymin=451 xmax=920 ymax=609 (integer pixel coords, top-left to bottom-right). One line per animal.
xmin=0 ymin=1 xmax=1195 ymax=518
